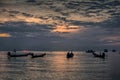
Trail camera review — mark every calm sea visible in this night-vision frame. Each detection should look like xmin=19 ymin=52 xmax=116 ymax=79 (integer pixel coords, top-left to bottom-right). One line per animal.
xmin=0 ymin=51 xmax=120 ymax=80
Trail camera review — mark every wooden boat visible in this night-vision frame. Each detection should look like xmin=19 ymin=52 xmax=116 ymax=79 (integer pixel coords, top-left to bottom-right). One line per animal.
xmin=7 ymin=52 xmax=29 ymax=57
xmin=92 ymin=52 xmax=105 ymax=59
xmin=31 ymin=53 xmax=46 ymax=58
xmin=112 ymin=49 xmax=116 ymax=52
xmin=66 ymin=51 xmax=74 ymax=58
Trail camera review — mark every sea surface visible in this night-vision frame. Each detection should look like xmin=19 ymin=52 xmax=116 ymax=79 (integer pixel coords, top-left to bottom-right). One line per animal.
xmin=0 ymin=51 xmax=120 ymax=80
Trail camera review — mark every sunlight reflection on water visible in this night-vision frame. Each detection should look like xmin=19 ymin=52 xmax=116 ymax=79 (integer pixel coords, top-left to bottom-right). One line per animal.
xmin=0 ymin=51 xmax=119 ymax=80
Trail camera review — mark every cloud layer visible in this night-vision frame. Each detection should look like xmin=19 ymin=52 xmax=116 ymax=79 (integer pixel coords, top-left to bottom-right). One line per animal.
xmin=0 ymin=0 xmax=120 ymax=50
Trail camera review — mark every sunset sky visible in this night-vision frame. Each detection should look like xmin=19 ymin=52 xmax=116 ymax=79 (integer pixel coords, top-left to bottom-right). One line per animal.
xmin=0 ymin=0 xmax=120 ymax=51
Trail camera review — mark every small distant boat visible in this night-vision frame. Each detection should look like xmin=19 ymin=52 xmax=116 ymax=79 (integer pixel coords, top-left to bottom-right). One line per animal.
xmin=66 ymin=51 xmax=74 ymax=58
xmin=7 ymin=52 xmax=29 ymax=57
xmin=112 ymin=49 xmax=116 ymax=52
xmin=31 ymin=53 xmax=46 ymax=58
xmin=92 ymin=52 xmax=105 ymax=59
xmin=86 ymin=50 xmax=95 ymax=53
xmin=104 ymin=49 xmax=108 ymax=52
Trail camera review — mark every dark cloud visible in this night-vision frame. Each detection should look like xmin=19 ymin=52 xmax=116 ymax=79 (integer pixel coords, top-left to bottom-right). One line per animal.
xmin=0 ymin=1 xmax=4 ymax=7
xmin=0 ymin=22 xmax=53 ymax=32
xmin=60 ymin=12 xmax=69 ymax=16
xmin=35 ymin=0 xmax=55 ymax=6
xmin=62 ymin=0 xmax=120 ymax=18
xmin=0 ymin=1 xmax=3 ymax=5
xmin=50 ymin=5 xmax=63 ymax=12
xmin=105 ymin=0 xmax=120 ymax=6
xmin=101 ymin=17 xmax=120 ymax=28
xmin=1 ymin=9 xmax=34 ymax=17
xmin=26 ymin=0 xmax=36 ymax=3
xmin=0 ymin=21 xmax=54 ymax=37
xmin=52 ymin=16 xmax=66 ymax=21
xmin=22 ymin=12 xmax=33 ymax=17
xmin=64 ymin=1 xmax=100 ymax=10
xmin=0 ymin=0 xmax=120 ymax=50
xmin=65 ymin=1 xmax=81 ymax=9
xmin=8 ymin=10 xmax=20 ymax=14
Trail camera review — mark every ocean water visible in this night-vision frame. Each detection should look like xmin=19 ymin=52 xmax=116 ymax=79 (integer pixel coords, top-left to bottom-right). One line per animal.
xmin=0 ymin=51 xmax=120 ymax=80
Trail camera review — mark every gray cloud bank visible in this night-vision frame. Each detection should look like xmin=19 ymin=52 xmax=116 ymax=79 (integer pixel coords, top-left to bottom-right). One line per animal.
xmin=0 ymin=0 xmax=120 ymax=51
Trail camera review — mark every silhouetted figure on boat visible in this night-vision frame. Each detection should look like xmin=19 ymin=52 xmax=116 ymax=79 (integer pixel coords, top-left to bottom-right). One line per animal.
xmin=67 ymin=51 xmax=70 ymax=57
xmin=7 ymin=51 xmax=11 ymax=55
xmin=66 ymin=51 xmax=74 ymax=58
xmin=92 ymin=52 xmax=105 ymax=59
xmin=7 ymin=51 xmax=12 ymax=59
xmin=7 ymin=51 xmax=11 ymax=57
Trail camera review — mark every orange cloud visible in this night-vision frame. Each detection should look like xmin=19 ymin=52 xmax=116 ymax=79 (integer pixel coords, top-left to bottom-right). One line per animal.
xmin=0 ymin=33 xmax=11 ymax=37
xmin=52 ymin=25 xmax=79 ymax=33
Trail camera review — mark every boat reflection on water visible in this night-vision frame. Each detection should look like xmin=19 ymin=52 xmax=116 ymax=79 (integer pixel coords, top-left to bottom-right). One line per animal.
xmin=0 ymin=51 xmax=119 ymax=80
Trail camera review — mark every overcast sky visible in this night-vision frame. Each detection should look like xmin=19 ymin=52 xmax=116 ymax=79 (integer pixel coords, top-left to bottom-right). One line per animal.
xmin=0 ymin=0 xmax=120 ymax=51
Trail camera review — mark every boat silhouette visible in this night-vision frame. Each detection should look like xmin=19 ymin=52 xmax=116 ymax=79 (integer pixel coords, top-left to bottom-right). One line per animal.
xmin=86 ymin=49 xmax=95 ymax=53
xmin=31 ymin=53 xmax=46 ymax=58
xmin=7 ymin=51 xmax=31 ymax=57
xmin=66 ymin=51 xmax=74 ymax=58
xmin=92 ymin=52 xmax=105 ymax=59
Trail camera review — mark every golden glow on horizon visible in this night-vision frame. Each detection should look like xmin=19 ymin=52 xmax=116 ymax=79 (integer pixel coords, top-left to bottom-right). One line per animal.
xmin=16 ymin=15 xmax=43 ymax=24
xmin=0 ymin=33 xmax=11 ymax=37
xmin=52 ymin=25 xmax=79 ymax=33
